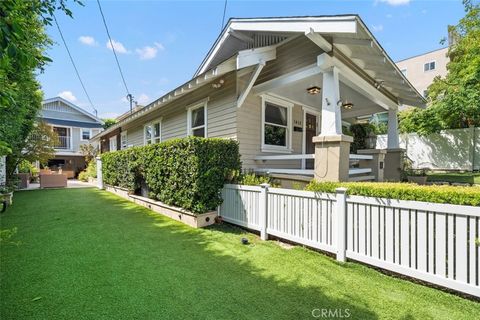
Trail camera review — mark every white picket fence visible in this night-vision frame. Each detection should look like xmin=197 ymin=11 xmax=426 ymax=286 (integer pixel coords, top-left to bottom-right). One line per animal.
xmin=219 ymin=184 xmax=480 ymax=297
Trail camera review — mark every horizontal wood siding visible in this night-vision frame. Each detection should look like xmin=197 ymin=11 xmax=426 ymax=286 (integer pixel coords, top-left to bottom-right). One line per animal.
xmin=255 ymin=36 xmax=323 ymax=85
xmin=119 ymin=72 xmax=237 ymax=148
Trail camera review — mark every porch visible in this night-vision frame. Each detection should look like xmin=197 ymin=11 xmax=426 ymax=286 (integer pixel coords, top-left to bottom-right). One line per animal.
xmin=243 ymin=53 xmax=407 ymax=184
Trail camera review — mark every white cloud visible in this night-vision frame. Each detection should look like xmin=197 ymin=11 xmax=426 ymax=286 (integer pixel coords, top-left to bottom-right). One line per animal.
xmin=371 ymin=24 xmax=384 ymax=32
xmin=137 ymin=93 xmax=150 ymax=104
xmin=378 ymin=0 xmax=410 ymax=6
xmin=106 ymin=39 xmax=129 ymax=54
xmin=135 ymin=42 xmax=165 ymax=60
xmin=386 ymin=14 xmax=393 ymax=18
xmin=58 ymin=91 xmax=77 ymax=102
xmin=78 ymin=36 xmax=97 ymax=46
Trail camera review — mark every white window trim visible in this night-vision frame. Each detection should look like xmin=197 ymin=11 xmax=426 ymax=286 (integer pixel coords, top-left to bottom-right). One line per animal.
xmin=109 ymin=135 xmax=117 ymax=151
xmin=80 ymin=128 xmax=92 ymax=141
xmin=187 ymin=99 xmax=208 ymax=138
xmin=261 ymin=94 xmax=293 ymax=153
xmin=143 ymin=118 xmax=162 ymax=145
xmin=424 ymin=60 xmax=436 ymax=72
xmin=120 ymin=131 xmax=128 ymax=149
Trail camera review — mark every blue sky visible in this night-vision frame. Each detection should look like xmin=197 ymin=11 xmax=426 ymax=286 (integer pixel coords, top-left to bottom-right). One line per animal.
xmin=38 ymin=0 xmax=465 ymax=118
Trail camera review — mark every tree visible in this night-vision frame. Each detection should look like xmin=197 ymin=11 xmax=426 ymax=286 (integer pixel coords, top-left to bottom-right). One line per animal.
xmin=102 ymin=118 xmax=117 ymax=129
xmin=0 ymin=0 xmax=81 ymax=182
xmin=6 ymin=122 xmax=58 ymax=178
xmin=79 ymin=143 xmax=98 ymax=163
xmin=399 ymin=0 xmax=480 ymax=134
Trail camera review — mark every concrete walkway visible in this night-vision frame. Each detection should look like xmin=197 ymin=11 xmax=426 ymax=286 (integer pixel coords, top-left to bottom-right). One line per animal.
xmin=21 ymin=179 xmax=94 ymax=191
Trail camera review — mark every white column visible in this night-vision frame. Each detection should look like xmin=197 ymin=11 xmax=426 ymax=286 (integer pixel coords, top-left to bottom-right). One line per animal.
xmin=96 ymin=156 xmax=104 ymax=190
xmin=387 ymin=108 xmax=400 ymax=149
xmin=320 ymin=67 xmax=342 ymax=136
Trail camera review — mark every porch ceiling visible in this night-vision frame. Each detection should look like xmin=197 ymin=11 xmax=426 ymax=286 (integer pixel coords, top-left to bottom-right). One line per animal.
xmin=268 ymin=74 xmax=385 ymax=122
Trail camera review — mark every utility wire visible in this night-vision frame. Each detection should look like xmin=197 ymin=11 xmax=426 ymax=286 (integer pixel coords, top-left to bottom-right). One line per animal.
xmin=53 ymin=14 xmax=97 ymax=117
xmin=221 ymin=0 xmax=228 ymax=31
xmin=96 ymin=0 xmax=130 ymax=96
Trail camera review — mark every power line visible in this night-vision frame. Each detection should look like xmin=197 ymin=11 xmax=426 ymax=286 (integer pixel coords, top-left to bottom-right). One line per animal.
xmin=53 ymin=14 xmax=97 ymax=117
xmin=96 ymin=0 xmax=130 ymax=97
xmin=221 ymin=0 xmax=228 ymax=31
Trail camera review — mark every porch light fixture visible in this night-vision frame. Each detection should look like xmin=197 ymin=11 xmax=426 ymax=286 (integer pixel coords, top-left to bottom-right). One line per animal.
xmin=337 ymin=99 xmax=354 ymax=110
xmin=306 ymin=86 xmax=321 ymax=95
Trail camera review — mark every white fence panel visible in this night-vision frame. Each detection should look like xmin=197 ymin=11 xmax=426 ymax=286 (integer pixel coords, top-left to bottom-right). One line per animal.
xmin=267 ymin=188 xmax=337 ymax=254
xmin=220 ymin=184 xmax=262 ymax=230
xmin=219 ymin=185 xmax=480 ymax=297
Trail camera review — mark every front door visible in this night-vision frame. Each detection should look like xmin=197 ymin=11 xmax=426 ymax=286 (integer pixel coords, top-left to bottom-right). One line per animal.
xmin=305 ymin=113 xmax=317 ymax=169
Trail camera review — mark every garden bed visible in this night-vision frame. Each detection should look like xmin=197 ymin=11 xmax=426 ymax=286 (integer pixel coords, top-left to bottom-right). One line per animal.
xmin=105 ymin=185 xmax=217 ymax=228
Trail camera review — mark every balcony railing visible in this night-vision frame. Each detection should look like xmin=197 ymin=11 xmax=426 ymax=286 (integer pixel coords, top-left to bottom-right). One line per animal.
xmin=54 ymin=136 xmax=71 ymax=149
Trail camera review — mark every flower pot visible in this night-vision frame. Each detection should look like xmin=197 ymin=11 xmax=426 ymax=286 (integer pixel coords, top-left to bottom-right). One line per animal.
xmin=407 ymin=176 xmax=428 ymax=185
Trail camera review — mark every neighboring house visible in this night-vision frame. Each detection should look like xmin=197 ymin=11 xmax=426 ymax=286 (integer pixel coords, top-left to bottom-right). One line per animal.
xmin=396 ymin=47 xmax=449 ymax=99
xmin=92 ymin=15 xmax=425 ymax=183
xmin=41 ymin=97 xmax=103 ymax=178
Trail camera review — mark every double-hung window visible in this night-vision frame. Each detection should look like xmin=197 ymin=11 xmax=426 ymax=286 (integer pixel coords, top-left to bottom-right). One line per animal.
xmin=81 ymin=128 xmax=91 ymax=141
xmin=144 ymin=119 xmax=161 ymax=145
xmin=120 ymin=131 xmax=128 ymax=149
xmin=261 ymin=96 xmax=293 ymax=152
xmin=424 ymin=61 xmax=436 ymax=72
xmin=187 ymin=100 xmax=207 ymax=138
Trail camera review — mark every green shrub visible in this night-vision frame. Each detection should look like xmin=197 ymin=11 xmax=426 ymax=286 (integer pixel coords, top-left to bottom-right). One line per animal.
xmin=306 ymin=181 xmax=480 ymax=207
xmin=238 ymin=173 xmax=279 ymax=187
xmin=78 ymin=171 xmax=88 ymax=182
xmin=101 ymin=147 xmax=142 ymax=191
xmin=102 ymin=137 xmax=241 ymax=214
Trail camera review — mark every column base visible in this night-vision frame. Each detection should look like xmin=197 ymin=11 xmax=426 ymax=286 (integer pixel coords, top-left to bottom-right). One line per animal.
xmin=383 ymin=148 xmax=405 ymax=182
xmin=313 ymin=134 xmax=353 ymax=182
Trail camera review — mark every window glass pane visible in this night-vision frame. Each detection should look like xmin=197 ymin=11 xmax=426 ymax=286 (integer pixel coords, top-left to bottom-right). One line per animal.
xmin=264 ymin=124 xmax=286 ymax=146
xmin=145 ymin=125 xmax=152 ymax=140
xmin=192 ymin=127 xmax=205 ymax=138
xmin=82 ymin=129 xmax=90 ymax=140
xmin=153 ymin=123 xmax=160 ymax=138
xmin=154 ymin=138 xmax=161 ymax=144
xmin=430 ymin=62 xmax=435 ymax=70
xmin=191 ymin=107 xmax=205 ymax=128
xmin=265 ymin=103 xmax=287 ymax=126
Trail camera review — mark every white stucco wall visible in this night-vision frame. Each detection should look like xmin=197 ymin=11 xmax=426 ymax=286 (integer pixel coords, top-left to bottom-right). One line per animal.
xmin=376 ymin=127 xmax=479 ymax=171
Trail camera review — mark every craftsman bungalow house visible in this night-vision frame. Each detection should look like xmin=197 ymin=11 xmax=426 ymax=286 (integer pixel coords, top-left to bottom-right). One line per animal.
xmin=92 ymin=15 xmax=425 ymax=184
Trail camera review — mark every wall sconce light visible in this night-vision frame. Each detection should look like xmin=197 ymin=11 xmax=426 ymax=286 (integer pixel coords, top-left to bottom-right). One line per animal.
xmin=374 ymin=80 xmax=384 ymax=89
xmin=306 ymin=86 xmax=321 ymax=95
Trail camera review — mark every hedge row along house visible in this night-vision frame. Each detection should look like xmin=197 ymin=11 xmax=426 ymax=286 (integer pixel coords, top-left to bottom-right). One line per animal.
xmin=91 ymin=15 xmax=426 ymax=186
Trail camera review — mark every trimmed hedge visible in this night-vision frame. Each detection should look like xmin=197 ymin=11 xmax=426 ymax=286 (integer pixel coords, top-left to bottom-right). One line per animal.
xmin=101 ymin=137 xmax=241 ymax=214
xmin=305 ymin=181 xmax=480 ymax=207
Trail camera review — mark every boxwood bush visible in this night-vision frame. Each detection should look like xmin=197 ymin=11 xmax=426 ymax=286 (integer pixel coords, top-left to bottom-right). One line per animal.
xmin=102 ymin=137 xmax=241 ymax=214
xmin=306 ymin=181 xmax=480 ymax=207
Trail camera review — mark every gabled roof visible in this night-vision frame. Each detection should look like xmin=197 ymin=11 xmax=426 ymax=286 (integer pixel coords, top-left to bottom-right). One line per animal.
xmin=42 ymin=96 xmax=104 ymax=124
xmin=195 ymin=15 xmax=425 ymax=107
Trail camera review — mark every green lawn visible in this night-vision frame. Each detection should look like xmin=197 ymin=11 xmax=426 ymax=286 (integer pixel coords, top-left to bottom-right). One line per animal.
xmin=427 ymin=172 xmax=480 ymax=184
xmin=1 ymin=188 xmax=478 ymax=319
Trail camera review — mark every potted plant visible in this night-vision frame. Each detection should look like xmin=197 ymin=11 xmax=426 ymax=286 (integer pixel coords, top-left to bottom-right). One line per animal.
xmin=0 ymin=184 xmax=14 ymax=206
xmin=17 ymin=160 xmax=32 ymax=189
xmin=402 ymin=157 xmax=428 ymax=184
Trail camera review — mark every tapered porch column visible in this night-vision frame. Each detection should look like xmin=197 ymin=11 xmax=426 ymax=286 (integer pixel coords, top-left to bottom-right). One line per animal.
xmin=384 ymin=107 xmax=405 ymax=181
xmin=313 ymin=67 xmax=353 ymax=182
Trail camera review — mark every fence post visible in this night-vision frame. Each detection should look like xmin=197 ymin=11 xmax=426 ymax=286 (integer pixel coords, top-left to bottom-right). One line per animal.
xmin=335 ymin=187 xmax=347 ymax=262
xmin=259 ymin=183 xmax=270 ymax=240
xmin=96 ymin=156 xmax=104 ymax=190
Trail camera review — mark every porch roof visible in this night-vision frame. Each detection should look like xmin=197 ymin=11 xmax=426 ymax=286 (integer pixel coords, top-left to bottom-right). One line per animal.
xmin=195 ymin=15 xmax=425 ymax=108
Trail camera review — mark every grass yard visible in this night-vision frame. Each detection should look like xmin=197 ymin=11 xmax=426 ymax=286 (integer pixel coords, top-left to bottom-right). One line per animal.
xmin=427 ymin=172 xmax=480 ymax=184
xmin=1 ymin=188 xmax=478 ymax=319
